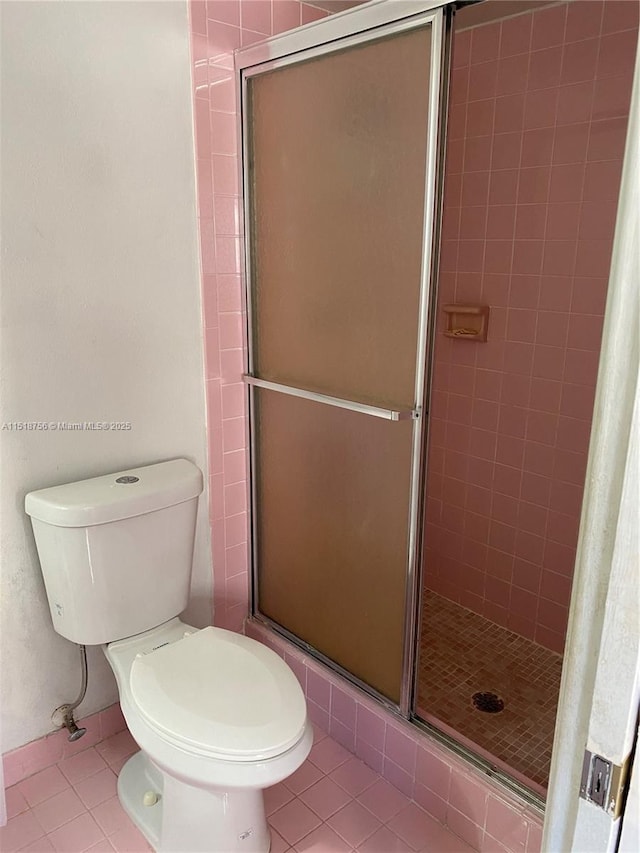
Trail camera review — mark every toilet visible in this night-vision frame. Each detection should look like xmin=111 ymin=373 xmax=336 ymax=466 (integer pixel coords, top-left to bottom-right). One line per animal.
xmin=25 ymin=459 xmax=312 ymax=853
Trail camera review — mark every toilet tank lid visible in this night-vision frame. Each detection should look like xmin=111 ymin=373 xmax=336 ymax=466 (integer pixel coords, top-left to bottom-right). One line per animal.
xmin=25 ymin=459 xmax=203 ymax=527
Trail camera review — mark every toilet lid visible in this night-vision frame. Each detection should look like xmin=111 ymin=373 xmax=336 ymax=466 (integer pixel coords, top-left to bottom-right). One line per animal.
xmin=129 ymin=627 xmax=307 ymax=761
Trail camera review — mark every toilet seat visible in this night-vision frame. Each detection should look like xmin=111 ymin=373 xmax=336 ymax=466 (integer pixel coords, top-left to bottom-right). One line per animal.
xmin=128 ymin=626 xmax=307 ymax=762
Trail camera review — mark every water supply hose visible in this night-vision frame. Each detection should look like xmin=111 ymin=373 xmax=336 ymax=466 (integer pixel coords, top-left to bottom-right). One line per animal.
xmin=54 ymin=644 xmax=88 ymax=742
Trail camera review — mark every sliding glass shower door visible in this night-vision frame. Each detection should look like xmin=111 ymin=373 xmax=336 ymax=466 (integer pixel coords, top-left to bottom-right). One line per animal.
xmin=241 ymin=9 xmax=446 ymax=705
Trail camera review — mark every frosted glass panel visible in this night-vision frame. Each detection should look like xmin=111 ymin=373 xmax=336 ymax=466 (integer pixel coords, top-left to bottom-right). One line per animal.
xmin=255 ymin=389 xmax=413 ymax=702
xmin=248 ymin=25 xmax=432 ymax=409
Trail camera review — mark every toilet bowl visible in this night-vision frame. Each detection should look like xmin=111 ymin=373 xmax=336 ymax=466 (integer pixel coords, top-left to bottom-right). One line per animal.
xmin=105 ymin=618 xmax=312 ymax=852
xmin=25 ymin=459 xmax=312 ymax=853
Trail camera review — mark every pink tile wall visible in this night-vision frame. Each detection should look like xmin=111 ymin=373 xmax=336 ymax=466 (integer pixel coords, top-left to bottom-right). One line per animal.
xmin=246 ymin=620 xmax=544 ymax=853
xmin=189 ymin=1 xmax=329 ymax=633
xmin=425 ymin=0 xmax=638 ymax=653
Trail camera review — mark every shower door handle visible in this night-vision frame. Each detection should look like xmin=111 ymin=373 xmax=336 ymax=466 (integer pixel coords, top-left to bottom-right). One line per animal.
xmin=242 ymin=375 xmax=420 ymax=421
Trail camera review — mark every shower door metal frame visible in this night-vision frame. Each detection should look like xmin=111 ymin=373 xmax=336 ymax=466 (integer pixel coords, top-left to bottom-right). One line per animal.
xmin=236 ymin=0 xmax=450 ymax=717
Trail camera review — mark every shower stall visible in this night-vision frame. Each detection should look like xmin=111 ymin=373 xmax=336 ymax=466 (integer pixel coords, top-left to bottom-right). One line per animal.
xmin=237 ymin=0 xmax=638 ymax=800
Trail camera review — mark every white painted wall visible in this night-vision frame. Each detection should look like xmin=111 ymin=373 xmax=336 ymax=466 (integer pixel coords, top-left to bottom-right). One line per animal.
xmin=0 ymin=0 xmax=210 ymax=753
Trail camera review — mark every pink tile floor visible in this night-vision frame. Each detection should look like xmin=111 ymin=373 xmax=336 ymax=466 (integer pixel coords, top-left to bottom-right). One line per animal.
xmin=2 ymin=726 xmax=475 ymax=853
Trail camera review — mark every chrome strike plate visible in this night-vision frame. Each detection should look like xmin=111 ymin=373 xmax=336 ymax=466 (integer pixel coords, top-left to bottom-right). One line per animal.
xmin=580 ymin=750 xmax=630 ymax=818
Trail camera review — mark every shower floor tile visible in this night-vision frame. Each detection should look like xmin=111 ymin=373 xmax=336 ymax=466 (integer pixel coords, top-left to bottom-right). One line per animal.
xmin=416 ymin=591 xmax=563 ymax=792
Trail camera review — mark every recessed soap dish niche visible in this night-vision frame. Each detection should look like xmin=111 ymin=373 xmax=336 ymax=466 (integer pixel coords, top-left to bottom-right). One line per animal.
xmin=443 ymin=304 xmax=490 ymax=342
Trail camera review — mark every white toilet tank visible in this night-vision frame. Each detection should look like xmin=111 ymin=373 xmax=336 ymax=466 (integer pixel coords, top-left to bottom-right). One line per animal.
xmin=25 ymin=459 xmax=203 ymax=645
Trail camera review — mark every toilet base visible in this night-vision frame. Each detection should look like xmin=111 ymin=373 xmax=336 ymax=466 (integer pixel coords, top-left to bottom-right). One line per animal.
xmin=118 ymin=752 xmax=163 ymax=848
xmin=118 ymin=751 xmax=271 ymax=853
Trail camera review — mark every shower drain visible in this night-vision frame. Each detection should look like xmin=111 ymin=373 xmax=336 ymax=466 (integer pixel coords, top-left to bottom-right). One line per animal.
xmin=472 ymin=691 xmax=504 ymax=713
